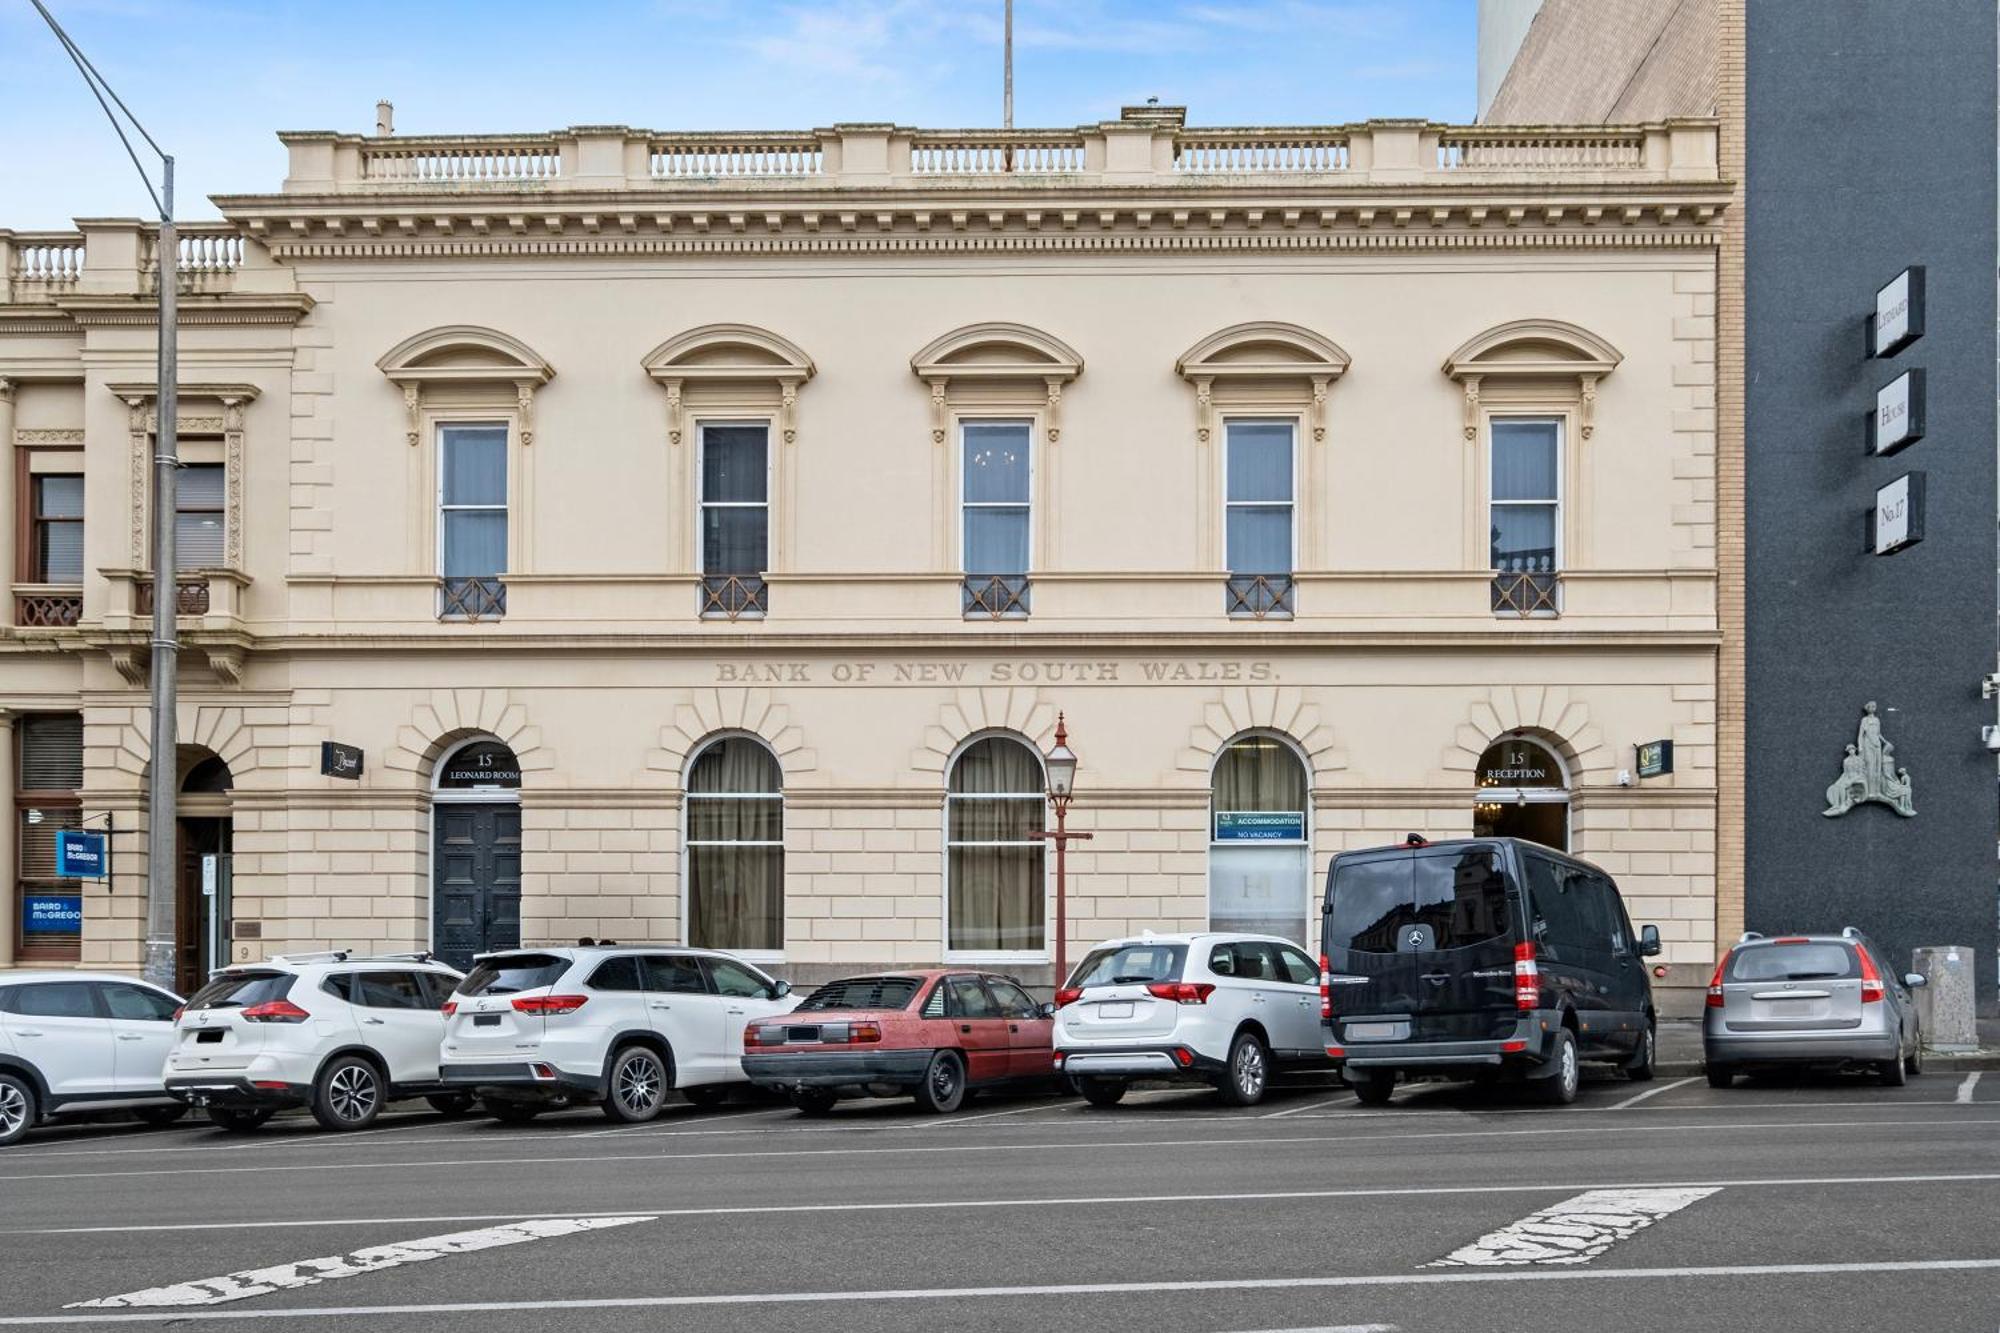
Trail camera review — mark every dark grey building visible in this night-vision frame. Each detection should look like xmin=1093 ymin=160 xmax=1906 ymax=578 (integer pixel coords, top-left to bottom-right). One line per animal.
xmin=1746 ymin=0 xmax=1998 ymax=1008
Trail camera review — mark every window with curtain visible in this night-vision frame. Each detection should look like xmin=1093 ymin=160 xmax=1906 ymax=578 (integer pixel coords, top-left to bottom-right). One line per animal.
xmin=1209 ymin=735 xmax=1310 ymax=944
xmin=438 ymin=423 xmax=507 ymax=618
xmin=946 ymin=736 xmax=1045 ymax=954
xmin=1224 ymin=420 xmax=1295 ymax=616
xmin=175 ymin=464 xmax=225 ymax=571
xmin=16 ymin=714 xmax=83 ymax=960
xmin=31 ymin=476 xmax=83 ymax=584
xmin=685 ymin=736 xmax=783 ymax=952
xmin=1490 ymin=419 xmax=1560 ymax=574
xmin=700 ymin=423 xmax=769 ymax=618
xmin=961 ymin=421 xmax=1031 ymax=616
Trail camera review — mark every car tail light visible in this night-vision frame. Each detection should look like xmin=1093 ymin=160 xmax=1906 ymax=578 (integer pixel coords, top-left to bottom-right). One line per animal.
xmin=1500 ymin=1040 xmax=1527 ymax=1053
xmin=1146 ymin=982 xmax=1215 ymax=1005
xmin=744 ymin=1024 xmax=770 ymax=1047
xmin=1705 ymin=955 xmax=1728 ymax=1008
xmin=1054 ymin=987 xmax=1083 ymax=1008
xmin=252 ymin=1080 xmax=290 ymax=1090
xmin=241 ymin=999 xmax=311 ymax=1024
xmin=512 ymin=994 xmax=588 ymax=1016
xmin=1854 ymin=944 xmax=1885 ymax=1003
xmin=1324 ymin=1044 xmax=1344 ymax=1058
xmin=848 ymin=1022 xmax=882 ymax=1044
xmin=1774 ymin=936 xmax=1811 ymax=945
xmin=1514 ymin=941 xmax=1539 ymax=1011
xmin=530 ymin=1063 xmax=556 ymax=1080
xmin=171 ymin=1007 xmax=184 ymax=1023
xmin=1170 ymin=1047 xmax=1194 ymax=1068
xmin=1319 ymin=954 xmax=1331 ymax=1021
xmin=441 ymin=1001 xmax=458 ymax=1016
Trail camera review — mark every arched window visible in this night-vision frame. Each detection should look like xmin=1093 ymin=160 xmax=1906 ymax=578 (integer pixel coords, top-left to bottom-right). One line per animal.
xmin=1472 ymin=735 xmax=1569 ymax=851
xmin=946 ymin=736 xmax=1045 ymax=956
xmin=685 ymin=736 xmax=784 ymax=953
xmin=1209 ymin=735 xmax=1311 ymax=945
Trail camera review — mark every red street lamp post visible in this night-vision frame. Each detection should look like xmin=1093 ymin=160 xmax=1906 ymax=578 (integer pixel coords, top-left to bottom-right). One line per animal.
xmin=1038 ymin=714 xmax=1091 ymax=988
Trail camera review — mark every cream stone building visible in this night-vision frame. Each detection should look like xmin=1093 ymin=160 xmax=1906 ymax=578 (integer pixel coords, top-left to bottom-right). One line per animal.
xmin=0 ymin=107 xmax=1727 ymax=1006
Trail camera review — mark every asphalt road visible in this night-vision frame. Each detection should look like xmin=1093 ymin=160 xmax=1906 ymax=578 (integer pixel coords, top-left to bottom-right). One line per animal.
xmin=0 ymin=1066 xmax=1995 ymax=1332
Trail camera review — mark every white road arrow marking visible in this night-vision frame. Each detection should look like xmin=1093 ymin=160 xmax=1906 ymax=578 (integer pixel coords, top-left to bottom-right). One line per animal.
xmin=1427 ymin=1187 xmax=1717 ymax=1267
xmin=67 ymin=1215 xmax=654 ymax=1309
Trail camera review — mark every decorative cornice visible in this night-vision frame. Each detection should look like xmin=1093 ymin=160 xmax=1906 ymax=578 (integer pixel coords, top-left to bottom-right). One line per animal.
xmin=52 ymin=293 xmax=315 ymax=328
xmin=16 ymin=429 xmax=83 ymax=445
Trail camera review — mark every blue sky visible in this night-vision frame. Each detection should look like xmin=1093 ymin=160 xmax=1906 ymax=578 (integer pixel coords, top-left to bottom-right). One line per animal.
xmin=1 ymin=0 xmax=1475 ymax=229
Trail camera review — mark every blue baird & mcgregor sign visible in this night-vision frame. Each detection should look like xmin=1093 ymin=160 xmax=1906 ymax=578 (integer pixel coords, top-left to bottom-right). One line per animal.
xmin=1214 ymin=811 xmax=1306 ymax=842
xmin=22 ymin=895 xmax=82 ymax=937
xmin=55 ymin=829 xmax=107 ymax=879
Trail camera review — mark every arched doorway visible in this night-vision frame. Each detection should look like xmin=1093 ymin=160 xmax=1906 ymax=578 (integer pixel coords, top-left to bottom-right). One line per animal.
xmin=431 ymin=737 xmax=522 ymax=969
xmin=1208 ymin=734 xmax=1311 ymax=946
xmin=176 ymin=751 xmax=233 ymax=995
xmin=1472 ymin=734 xmax=1569 ymax=851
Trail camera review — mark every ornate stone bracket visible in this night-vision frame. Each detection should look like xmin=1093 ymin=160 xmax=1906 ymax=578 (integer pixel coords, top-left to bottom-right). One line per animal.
xmin=1194 ymin=378 xmax=1214 ymax=445
xmin=929 ymin=382 xmax=949 ymax=444
xmin=402 ymin=384 xmax=422 ymax=446
xmin=780 ymin=384 xmax=799 ymax=445
xmin=1579 ymin=373 xmax=1599 ymax=440
xmin=1460 ymin=374 xmax=1483 ymax=442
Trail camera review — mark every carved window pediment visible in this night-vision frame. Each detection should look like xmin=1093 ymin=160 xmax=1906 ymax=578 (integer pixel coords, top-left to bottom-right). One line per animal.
xmin=911 ymin=322 xmax=1083 ymax=444
xmin=1174 ymin=322 xmax=1350 ymax=445
xmin=643 ymin=324 xmax=815 ymax=446
xmin=377 ymin=325 xmax=554 ymax=445
xmin=1441 ymin=319 xmax=1622 ymax=440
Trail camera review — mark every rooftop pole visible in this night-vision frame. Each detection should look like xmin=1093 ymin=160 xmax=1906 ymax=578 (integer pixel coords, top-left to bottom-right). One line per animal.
xmin=29 ymin=1 xmax=181 ymax=992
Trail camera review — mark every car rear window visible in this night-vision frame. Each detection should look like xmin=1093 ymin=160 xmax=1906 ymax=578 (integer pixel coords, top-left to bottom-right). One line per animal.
xmin=1326 ymin=848 xmax=1514 ymax=954
xmin=185 ymin=971 xmax=294 ymax=1011
xmin=1728 ymin=943 xmax=1858 ymax=982
xmin=797 ymin=977 xmax=921 ymax=1011
xmin=458 ymin=954 xmax=569 ymax=997
xmin=1066 ymin=943 xmax=1188 ymax=988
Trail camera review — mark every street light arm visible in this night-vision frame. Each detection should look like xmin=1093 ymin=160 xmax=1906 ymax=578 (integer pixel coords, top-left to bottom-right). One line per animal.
xmin=28 ymin=0 xmax=172 ymax=218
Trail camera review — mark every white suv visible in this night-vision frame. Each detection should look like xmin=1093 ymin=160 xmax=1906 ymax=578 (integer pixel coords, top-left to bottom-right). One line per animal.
xmin=1053 ymin=933 xmax=1328 ymax=1107
xmin=165 ymin=952 xmax=466 ymax=1132
xmin=0 ymin=971 xmax=186 ymax=1147
xmin=438 ymin=946 xmax=799 ymax=1124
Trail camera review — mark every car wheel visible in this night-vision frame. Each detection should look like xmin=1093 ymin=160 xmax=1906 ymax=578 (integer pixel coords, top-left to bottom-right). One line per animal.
xmin=1879 ymin=1038 xmax=1909 ymax=1087
xmin=914 ymin=1051 xmax=967 ymax=1114
xmin=207 ymin=1106 xmax=274 ymax=1132
xmin=1905 ymin=1029 xmax=1924 ymax=1077
xmin=0 ymin=1073 xmax=37 ymax=1147
xmin=603 ymin=1045 xmax=669 ymax=1123
xmin=484 ymin=1099 xmax=541 ymax=1124
xmin=1077 ymin=1077 xmax=1126 ymax=1108
xmin=682 ymin=1085 xmax=729 ymax=1109
xmin=425 ymin=1093 xmax=476 ymax=1117
xmin=1347 ymin=1070 xmax=1394 ymax=1106
xmin=1623 ymin=1022 xmax=1657 ymax=1082
xmin=133 ymin=1105 xmax=188 ymax=1127
xmin=312 ymin=1055 xmax=385 ymax=1131
xmin=1536 ymin=1029 xmax=1580 ymax=1105
xmin=1705 ymin=1064 xmax=1734 ymax=1089
xmin=790 ymin=1089 xmax=838 ymax=1116
xmin=1217 ymin=1031 xmax=1270 ymax=1107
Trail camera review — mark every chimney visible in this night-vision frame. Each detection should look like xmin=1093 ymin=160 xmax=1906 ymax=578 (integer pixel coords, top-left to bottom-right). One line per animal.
xmin=375 ymin=100 xmax=394 ymax=136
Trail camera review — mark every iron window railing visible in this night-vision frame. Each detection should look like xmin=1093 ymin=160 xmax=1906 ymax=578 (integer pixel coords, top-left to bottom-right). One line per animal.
xmin=1491 ymin=570 xmax=1561 ymax=616
xmin=1225 ymin=573 xmax=1295 ymax=619
xmin=963 ymin=574 xmax=1030 ymax=619
xmin=438 ymin=576 xmax=506 ymax=621
xmin=701 ymin=574 xmax=768 ymax=620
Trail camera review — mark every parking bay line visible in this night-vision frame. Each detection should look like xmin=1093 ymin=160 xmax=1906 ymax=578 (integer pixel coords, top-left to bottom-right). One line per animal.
xmin=1605 ymin=1076 xmax=1700 ymax=1111
xmin=9 ymin=1258 xmax=2000 ymax=1326
xmin=1427 ymin=1186 xmax=1719 ymax=1267
xmin=10 ymin=1168 xmax=2000 ymax=1237
xmin=1958 ymin=1072 xmax=1982 ymax=1104
xmin=65 ymin=1216 xmax=655 ymax=1310
xmin=6 ymin=1114 xmax=1997 ymax=1185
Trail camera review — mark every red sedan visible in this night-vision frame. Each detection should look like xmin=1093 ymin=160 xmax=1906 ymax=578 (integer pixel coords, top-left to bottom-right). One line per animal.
xmin=742 ymin=969 xmax=1056 ymax=1114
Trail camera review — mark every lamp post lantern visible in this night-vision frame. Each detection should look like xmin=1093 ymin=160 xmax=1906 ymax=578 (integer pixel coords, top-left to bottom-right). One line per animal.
xmin=1037 ymin=714 xmax=1091 ymax=988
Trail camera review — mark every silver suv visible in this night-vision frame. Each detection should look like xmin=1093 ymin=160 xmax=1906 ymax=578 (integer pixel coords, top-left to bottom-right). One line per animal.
xmin=1703 ymin=929 xmax=1926 ymax=1087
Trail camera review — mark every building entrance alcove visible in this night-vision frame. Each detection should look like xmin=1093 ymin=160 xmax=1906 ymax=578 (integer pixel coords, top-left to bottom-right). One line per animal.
xmin=176 ymin=752 xmax=234 ymax=995
xmin=1471 ymin=734 xmax=1569 ymax=852
xmin=431 ymin=737 xmax=523 ymax=970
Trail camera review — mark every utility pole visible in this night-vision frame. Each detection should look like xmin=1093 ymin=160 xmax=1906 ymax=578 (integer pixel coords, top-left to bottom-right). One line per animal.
xmin=1004 ymin=0 xmax=1014 ymax=129
xmin=30 ymin=1 xmax=180 ymax=992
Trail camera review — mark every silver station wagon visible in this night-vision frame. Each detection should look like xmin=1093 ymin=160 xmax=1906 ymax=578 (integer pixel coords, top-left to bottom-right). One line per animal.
xmin=1703 ymin=929 xmax=1926 ymax=1087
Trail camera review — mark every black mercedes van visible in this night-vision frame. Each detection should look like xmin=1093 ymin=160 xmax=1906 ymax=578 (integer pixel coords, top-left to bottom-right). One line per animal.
xmin=1320 ymin=836 xmax=1662 ymax=1105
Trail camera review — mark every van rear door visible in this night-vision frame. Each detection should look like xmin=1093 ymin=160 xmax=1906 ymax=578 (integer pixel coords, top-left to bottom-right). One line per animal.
xmin=1323 ymin=845 xmax=1521 ymax=1043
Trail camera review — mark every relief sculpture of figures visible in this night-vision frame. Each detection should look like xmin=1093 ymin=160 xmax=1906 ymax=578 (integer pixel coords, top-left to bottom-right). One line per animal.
xmin=1822 ymin=701 xmax=1916 ymax=817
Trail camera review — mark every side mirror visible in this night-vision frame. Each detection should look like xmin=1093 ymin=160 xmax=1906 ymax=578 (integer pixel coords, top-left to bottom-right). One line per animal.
xmin=1639 ymin=924 xmax=1663 ymax=957
xmin=1904 ymin=972 xmax=1927 ymax=989
xmin=1037 ymin=1001 xmax=1057 ymax=1019
xmin=771 ymin=980 xmax=793 ymax=999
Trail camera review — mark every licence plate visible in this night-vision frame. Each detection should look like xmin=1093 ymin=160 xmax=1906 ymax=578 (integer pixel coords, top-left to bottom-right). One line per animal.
xmin=1768 ymin=1000 xmax=1813 ymax=1018
xmin=196 ymin=1029 xmax=223 ymax=1044
xmin=474 ymin=1014 xmax=501 ymax=1028
xmin=1346 ymin=1022 xmax=1401 ymax=1041
xmin=1095 ymin=1002 xmax=1134 ymax=1019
